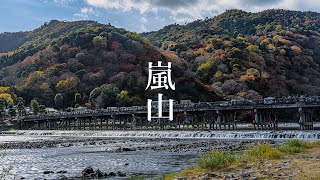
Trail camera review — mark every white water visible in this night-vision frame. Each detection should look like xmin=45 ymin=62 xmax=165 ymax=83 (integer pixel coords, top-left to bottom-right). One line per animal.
xmin=2 ymin=129 xmax=319 ymax=141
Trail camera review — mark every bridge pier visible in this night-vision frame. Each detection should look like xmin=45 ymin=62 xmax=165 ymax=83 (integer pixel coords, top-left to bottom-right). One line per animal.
xmin=182 ymin=112 xmax=190 ymax=129
xmin=77 ymin=118 xmax=81 ymax=130
xmin=81 ymin=118 xmax=85 ymax=130
xmin=207 ymin=112 xmax=216 ymax=130
xmin=253 ymin=109 xmax=276 ymax=130
xmin=215 ymin=110 xmax=237 ymax=130
xmin=299 ymin=108 xmax=313 ymax=130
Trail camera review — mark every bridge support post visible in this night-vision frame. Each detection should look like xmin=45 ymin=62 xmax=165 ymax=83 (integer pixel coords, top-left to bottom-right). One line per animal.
xmin=177 ymin=116 xmax=180 ymax=129
xmin=77 ymin=118 xmax=81 ymax=130
xmin=83 ymin=119 xmax=87 ymax=130
xmin=111 ymin=116 xmax=115 ymax=130
xmin=254 ymin=109 xmax=275 ymax=130
xmin=125 ymin=117 xmax=128 ymax=130
xmin=215 ymin=110 xmax=236 ymax=130
xmin=191 ymin=114 xmax=195 ymax=129
xmin=299 ymin=108 xmax=313 ymax=130
xmin=47 ymin=120 xmax=51 ymax=130
xmin=89 ymin=118 xmax=92 ymax=130
xmin=99 ymin=118 xmax=102 ymax=130
xmin=94 ymin=117 xmax=97 ymax=130
xmin=119 ymin=117 xmax=122 ymax=129
xmin=106 ymin=118 xmax=109 ymax=129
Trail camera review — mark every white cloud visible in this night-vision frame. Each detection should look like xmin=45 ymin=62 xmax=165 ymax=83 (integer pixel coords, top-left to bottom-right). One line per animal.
xmin=139 ymin=16 xmax=148 ymax=32
xmin=84 ymin=0 xmax=320 ymax=24
xmin=74 ymin=7 xmax=97 ymax=19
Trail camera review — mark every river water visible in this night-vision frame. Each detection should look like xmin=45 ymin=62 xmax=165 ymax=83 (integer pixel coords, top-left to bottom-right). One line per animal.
xmin=0 ymin=129 xmax=319 ymax=179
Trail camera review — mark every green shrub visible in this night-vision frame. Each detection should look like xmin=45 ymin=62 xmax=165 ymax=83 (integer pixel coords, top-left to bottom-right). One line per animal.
xmin=197 ymin=150 xmax=236 ymax=169
xmin=278 ymin=139 xmax=315 ymax=153
xmin=246 ymin=144 xmax=283 ymax=160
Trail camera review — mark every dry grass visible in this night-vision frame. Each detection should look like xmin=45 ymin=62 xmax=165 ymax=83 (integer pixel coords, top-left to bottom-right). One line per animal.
xmin=166 ymin=140 xmax=320 ymax=180
xmin=165 ymin=167 xmax=206 ymax=180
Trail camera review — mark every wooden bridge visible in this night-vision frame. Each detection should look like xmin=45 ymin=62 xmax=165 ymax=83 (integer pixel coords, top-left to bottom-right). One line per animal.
xmin=20 ymin=96 xmax=320 ymax=131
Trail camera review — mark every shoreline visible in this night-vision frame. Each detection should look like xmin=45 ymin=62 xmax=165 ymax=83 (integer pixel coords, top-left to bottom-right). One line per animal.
xmin=165 ymin=140 xmax=320 ymax=180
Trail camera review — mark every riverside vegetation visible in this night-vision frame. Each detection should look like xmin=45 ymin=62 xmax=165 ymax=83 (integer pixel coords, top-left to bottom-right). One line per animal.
xmin=164 ymin=139 xmax=320 ymax=180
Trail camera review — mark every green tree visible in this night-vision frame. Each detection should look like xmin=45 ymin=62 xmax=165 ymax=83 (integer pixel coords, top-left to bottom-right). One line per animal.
xmin=100 ymin=84 xmax=119 ymax=108
xmin=92 ymin=36 xmax=107 ymax=48
xmin=74 ymin=93 xmax=82 ymax=108
xmin=75 ymin=52 xmax=86 ymax=62
xmin=31 ymin=99 xmax=39 ymax=115
xmin=0 ymin=99 xmax=6 ymax=121
xmin=116 ymin=90 xmax=131 ymax=107
xmin=8 ymin=105 xmax=16 ymax=118
xmin=74 ymin=93 xmax=81 ymax=104
xmin=54 ymin=93 xmax=64 ymax=110
xmin=16 ymin=97 xmax=26 ymax=117
xmin=89 ymin=87 xmax=102 ymax=108
xmin=39 ymin=105 xmax=46 ymax=114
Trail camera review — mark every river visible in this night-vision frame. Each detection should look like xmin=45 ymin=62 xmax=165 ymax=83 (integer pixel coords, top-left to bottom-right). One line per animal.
xmin=0 ymin=129 xmax=319 ymax=179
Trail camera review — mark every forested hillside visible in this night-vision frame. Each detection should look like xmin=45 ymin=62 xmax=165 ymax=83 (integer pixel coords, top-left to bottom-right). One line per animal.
xmin=144 ymin=9 xmax=320 ymax=100
xmin=0 ymin=20 xmax=217 ymax=109
xmin=0 ymin=9 xmax=320 ymax=109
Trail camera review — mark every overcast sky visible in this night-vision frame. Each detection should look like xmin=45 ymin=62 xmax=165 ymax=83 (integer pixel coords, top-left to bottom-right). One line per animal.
xmin=1 ymin=0 xmax=320 ymax=33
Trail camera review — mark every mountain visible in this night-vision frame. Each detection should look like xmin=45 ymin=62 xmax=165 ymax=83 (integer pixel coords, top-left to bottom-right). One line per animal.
xmin=143 ymin=9 xmax=320 ymax=100
xmin=0 ymin=20 xmax=100 ymax=67
xmin=0 ymin=20 xmax=218 ymax=108
xmin=1 ymin=9 xmax=320 ymax=109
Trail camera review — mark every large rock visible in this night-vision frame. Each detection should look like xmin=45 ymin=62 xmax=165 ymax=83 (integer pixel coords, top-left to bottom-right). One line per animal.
xmin=57 ymin=170 xmax=67 ymax=174
xmin=117 ymin=171 xmax=126 ymax=177
xmin=122 ymin=147 xmax=136 ymax=151
xmin=96 ymin=169 xmax=104 ymax=178
xmin=109 ymin=172 xmax=117 ymax=176
xmin=82 ymin=166 xmax=95 ymax=177
xmin=43 ymin=170 xmax=54 ymax=174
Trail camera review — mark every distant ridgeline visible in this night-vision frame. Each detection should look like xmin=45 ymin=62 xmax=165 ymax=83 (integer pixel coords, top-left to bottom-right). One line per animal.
xmin=0 ymin=9 xmax=320 ymax=109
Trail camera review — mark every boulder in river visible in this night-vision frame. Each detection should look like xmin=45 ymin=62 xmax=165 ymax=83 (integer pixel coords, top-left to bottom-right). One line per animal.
xmin=43 ymin=170 xmax=54 ymax=174
xmin=57 ymin=170 xmax=67 ymax=174
xmin=109 ymin=172 xmax=117 ymax=176
xmin=96 ymin=169 xmax=104 ymax=178
xmin=82 ymin=166 xmax=95 ymax=177
xmin=117 ymin=171 xmax=126 ymax=177
xmin=122 ymin=147 xmax=136 ymax=151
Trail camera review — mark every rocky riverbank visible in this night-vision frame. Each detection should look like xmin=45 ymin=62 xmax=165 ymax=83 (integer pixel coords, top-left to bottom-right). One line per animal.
xmin=166 ymin=140 xmax=320 ymax=180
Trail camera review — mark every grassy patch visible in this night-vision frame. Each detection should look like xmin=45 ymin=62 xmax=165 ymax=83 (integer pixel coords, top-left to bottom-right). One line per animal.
xmin=278 ymin=139 xmax=316 ymax=154
xmin=197 ymin=150 xmax=235 ymax=169
xmin=246 ymin=144 xmax=283 ymax=160
xmin=165 ymin=167 xmax=206 ymax=180
xmin=165 ymin=140 xmax=320 ymax=180
xmin=128 ymin=174 xmax=165 ymax=180
xmin=197 ymin=144 xmax=283 ymax=169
